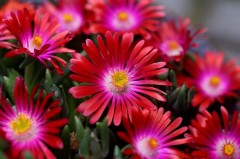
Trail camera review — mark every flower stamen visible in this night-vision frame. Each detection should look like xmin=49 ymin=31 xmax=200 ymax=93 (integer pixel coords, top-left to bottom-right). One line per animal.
xmin=223 ymin=143 xmax=235 ymax=156
xmin=10 ymin=114 xmax=32 ymax=135
xmin=32 ymin=35 xmax=43 ymax=47
xmin=168 ymin=41 xmax=180 ymax=51
xmin=63 ymin=13 xmax=73 ymax=23
xmin=210 ymin=76 xmax=221 ymax=87
xmin=148 ymin=138 xmax=158 ymax=149
xmin=112 ymin=71 xmax=129 ymax=89
xmin=118 ymin=12 xmax=129 ymax=21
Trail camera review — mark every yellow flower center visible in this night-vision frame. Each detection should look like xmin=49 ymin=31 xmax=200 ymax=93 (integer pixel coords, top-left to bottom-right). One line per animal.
xmin=148 ymin=138 xmax=158 ymax=149
xmin=118 ymin=11 xmax=129 ymax=21
xmin=10 ymin=114 xmax=32 ymax=135
xmin=168 ymin=41 xmax=180 ymax=50
xmin=210 ymin=76 xmax=221 ymax=86
xmin=33 ymin=35 xmax=43 ymax=47
xmin=112 ymin=71 xmax=129 ymax=89
xmin=223 ymin=143 xmax=235 ymax=156
xmin=63 ymin=13 xmax=73 ymax=23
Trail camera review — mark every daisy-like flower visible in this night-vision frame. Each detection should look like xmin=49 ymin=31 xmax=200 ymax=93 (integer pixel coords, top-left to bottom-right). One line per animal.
xmin=0 ymin=77 xmax=68 ymax=159
xmin=0 ymin=23 xmax=16 ymax=49
xmin=179 ymin=51 xmax=240 ymax=111
xmin=118 ymin=107 xmax=191 ymax=159
xmin=43 ymin=0 xmax=88 ymax=34
xmin=69 ymin=32 xmax=171 ymax=125
xmin=186 ymin=106 xmax=240 ymax=158
xmin=87 ymin=0 xmax=165 ymax=39
xmin=0 ymin=0 xmax=34 ymax=19
xmin=146 ymin=18 xmax=206 ymax=62
xmin=3 ymin=8 xmax=75 ymax=75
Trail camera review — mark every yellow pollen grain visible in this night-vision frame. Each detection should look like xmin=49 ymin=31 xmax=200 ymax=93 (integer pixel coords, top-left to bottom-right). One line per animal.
xmin=210 ymin=76 xmax=221 ymax=86
xmin=63 ymin=13 xmax=73 ymax=23
xmin=33 ymin=35 xmax=43 ymax=46
xmin=111 ymin=71 xmax=129 ymax=88
xmin=223 ymin=144 xmax=235 ymax=156
xmin=10 ymin=114 xmax=32 ymax=135
xmin=168 ymin=41 xmax=180 ymax=50
xmin=118 ymin=12 xmax=129 ymax=21
xmin=148 ymin=138 xmax=158 ymax=149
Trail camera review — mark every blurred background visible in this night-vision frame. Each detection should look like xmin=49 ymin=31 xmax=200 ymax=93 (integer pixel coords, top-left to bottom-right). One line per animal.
xmin=161 ymin=0 xmax=240 ymax=61
xmin=1 ymin=0 xmax=239 ymax=61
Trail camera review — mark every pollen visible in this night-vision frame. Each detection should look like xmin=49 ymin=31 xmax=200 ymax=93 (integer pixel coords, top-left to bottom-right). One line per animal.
xmin=118 ymin=11 xmax=129 ymax=21
xmin=148 ymin=138 xmax=158 ymax=149
xmin=111 ymin=71 xmax=129 ymax=89
xmin=210 ymin=76 xmax=221 ymax=86
xmin=168 ymin=41 xmax=180 ymax=50
xmin=33 ymin=35 xmax=43 ymax=47
xmin=223 ymin=143 xmax=235 ymax=156
xmin=10 ymin=114 xmax=32 ymax=135
xmin=63 ymin=13 xmax=73 ymax=23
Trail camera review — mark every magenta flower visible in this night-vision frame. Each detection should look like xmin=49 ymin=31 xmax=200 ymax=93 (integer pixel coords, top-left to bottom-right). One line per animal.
xmin=3 ymin=8 xmax=75 ymax=74
xmin=69 ymin=32 xmax=171 ymax=125
xmin=0 ymin=23 xmax=15 ymax=49
xmin=118 ymin=107 xmax=191 ymax=159
xmin=179 ymin=51 xmax=240 ymax=110
xmin=146 ymin=18 xmax=206 ymax=62
xmin=186 ymin=106 xmax=240 ymax=158
xmin=88 ymin=0 xmax=165 ymax=39
xmin=0 ymin=77 xmax=68 ymax=158
xmin=43 ymin=0 xmax=88 ymax=34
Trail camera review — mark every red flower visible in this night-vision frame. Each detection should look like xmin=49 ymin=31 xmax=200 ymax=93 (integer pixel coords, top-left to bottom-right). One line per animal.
xmin=179 ymin=51 xmax=240 ymax=111
xmin=3 ymin=8 xmax=75 ymax=75
xmin=69 ymin=32 xmax=171 ymax=125
xmin=146 ymin=18 xmax=206 ymax=62
xmin=0 ymin=23 xmax=16 ymax=49
xmin=42 ymin=0 xmax=89 ymax=35
xmin=118 ymin=107 xmax=191 ymax=159
xmin=0 ymin=77 xmax=68 ymax=158
xmin=87 ymin=0 xmax=165 ymax=39
xmin=186 ymin=106 xmax=240 ymax=158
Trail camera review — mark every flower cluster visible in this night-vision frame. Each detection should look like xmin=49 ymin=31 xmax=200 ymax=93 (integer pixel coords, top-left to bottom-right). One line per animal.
xmin=0 ymin=0 xmax=239 ymax=159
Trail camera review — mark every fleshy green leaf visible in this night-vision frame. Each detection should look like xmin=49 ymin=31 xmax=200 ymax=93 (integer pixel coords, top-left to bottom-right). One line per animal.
xmin=79 ymin=128 xmax=91 ymax=158
xmin=114 ymin=145 xmax=123 ymax=159
xmin=3 ymin=69 xmax=19 ymax=102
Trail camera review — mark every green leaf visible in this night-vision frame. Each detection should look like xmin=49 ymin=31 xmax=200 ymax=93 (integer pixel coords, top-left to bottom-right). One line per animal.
xmin=58 ymin=85 xmax=69 ymax=117
xmin=23 ymin=151 xmax=34 ymax=159
xmin=3 ymin=69 xmax=19 ymax=102
xmin=45 ymin=70 xmax=54 ymax=86
xmin=187 ymin=87 xmax=195 ymax=105
xmin=57 ymin=125 xmax=71 ymax=159
xmin=173 ymin=85 xmax=187 ymax=111
xmin=0 ymin=151 xmax=7 ymax=159
xmin=114 ymin=145 xmax=123 ymax=159
xmin=169 ymin=70 xmax=177 ymax=88
xmin=90 ymin=137 xmax=102 ymax=156
xmin=69 ymin=115 xmax=84 ymax=141
xmin=96 ymin=119 xmax=109 ymax=157
xmin=19 ymin=55 xmax=33 ymax=69
xmin=79 ymin=128 xmax=91 ymax=158
xmin=24 ymin=61 xmax=45 ymax=92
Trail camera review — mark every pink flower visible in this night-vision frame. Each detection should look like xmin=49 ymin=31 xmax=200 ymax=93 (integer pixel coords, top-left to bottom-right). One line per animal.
xmin=0 ymin=23 xmax=16 ymax=49
xmin=146 ymin=18 xmax=206 ymax=62
xmin=42 ymin=0 xmax=88 ymax=34
xmin=0 ymin=77 xmax=68 ymax=158
xmin=118 ymin=107 xmax=191 ymax=159
xmin=3 ymin=8 xmax=75 ymax=74
xmin=69 ymin=31 xmax=171 ymax=125
xmin=179 ymin=51 xmax=240 ymax=110
xmin=186 ymin=106 xmax=240 ymax=158
xmin=87 ymin=0 xmax=165 ymax=39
